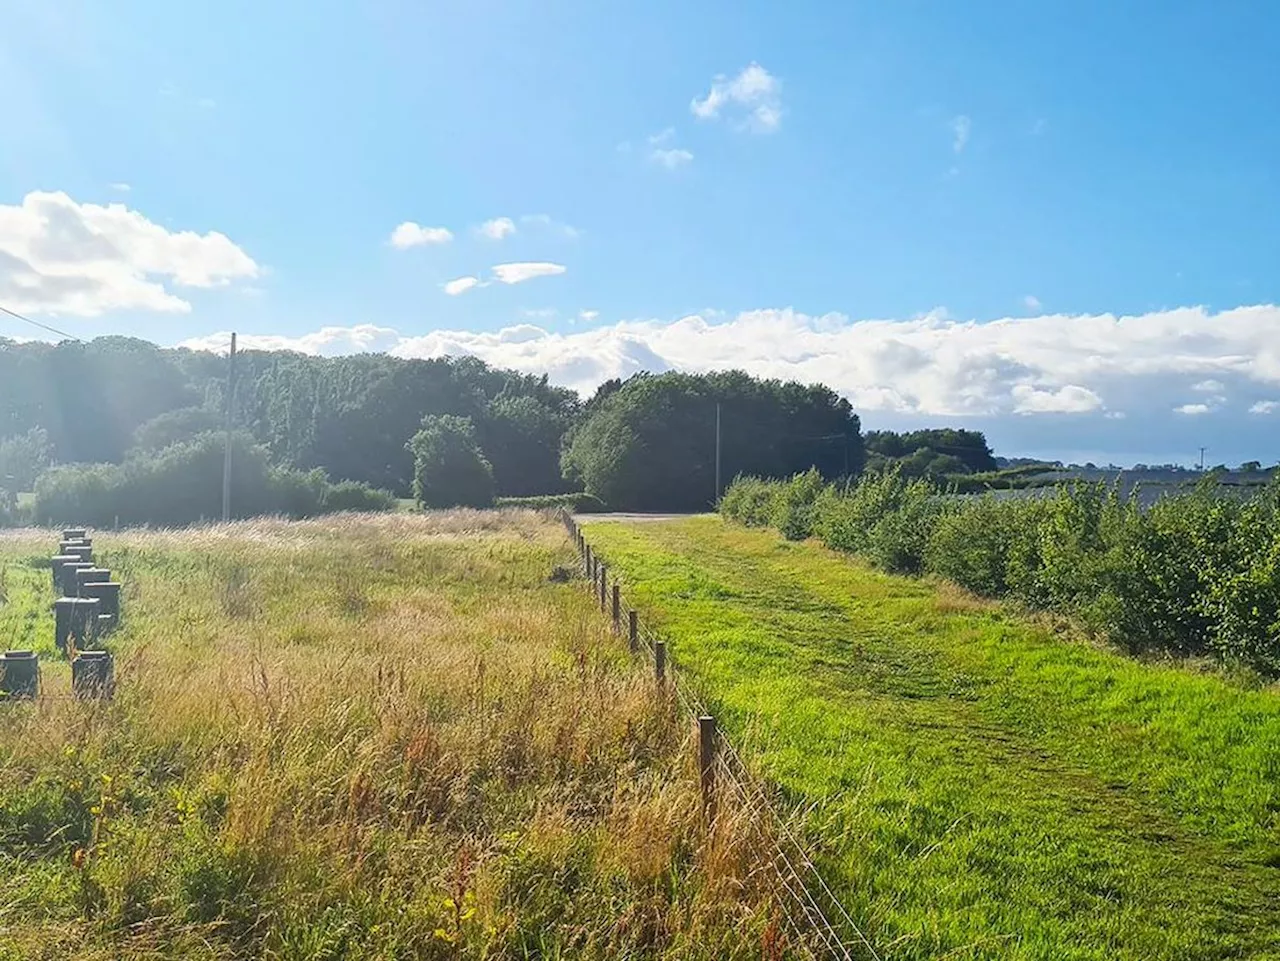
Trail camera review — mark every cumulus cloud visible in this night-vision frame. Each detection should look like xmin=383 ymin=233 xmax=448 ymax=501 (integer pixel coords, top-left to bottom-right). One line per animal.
xmin=179 ymin=324 xmax=401 ymax=357
xmin=1023 ymin=294 xmax=1041 ymax=311
xmin=476 ymin=217 xmax=516 ymax=240
xmin=443 ymin=276 xmax=482 ymax=296
xmin=1011 ymin=384 xmax=1103 ymax=414
xmin=578 ymin=309 xmax=599 ymax=323
xmin=490 ymin=262 xmax=566 ymax=285
xmin=1249 ymin=401 xmax=1279 ymax=415
xmin=1192 ymin=379 xmax=1225 ymax=393
xmin=109 ymin=183 xmax=131 ymax=193
xmin=173 ymin=305 xmax=1280 ymax=422
xmin=951 ymin=115 xmax=972 ymax=153
xmin=691 ymin=63 xmax=782 ymax=132
xmin=389 ymin=222 xmax=452 ymax=249
xmin=1175 ymin=403 xmax=1212 ymax=416
xmin=0 ymin=189 xmax=258 ymax=317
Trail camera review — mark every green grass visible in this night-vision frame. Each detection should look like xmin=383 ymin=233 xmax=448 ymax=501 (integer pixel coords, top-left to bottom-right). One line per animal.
xmin=584 ymin=516 xmax=1280 ymax=961
xmin=0 ymin=514 xmax=780 ymax=960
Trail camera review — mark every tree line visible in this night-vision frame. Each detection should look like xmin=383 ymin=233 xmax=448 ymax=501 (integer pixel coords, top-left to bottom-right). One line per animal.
xmin=2 ymin=335 xmax=1004 ymax=523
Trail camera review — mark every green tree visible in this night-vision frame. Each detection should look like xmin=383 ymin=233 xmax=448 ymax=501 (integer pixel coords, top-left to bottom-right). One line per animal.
xmin=562 ymin=371 xmax=861 ymax=511
xmin=133 ymin=406 xmax=223 ymax=451
xmin=407 ymin=415 xmax=495 ymax=509
xmin=0 ymin=427 xmax=53 ymax=492
xmin=479 ymin=393 xmax=572 ymax=496
xmin=865 ymin=429 xmax=996 ymax=474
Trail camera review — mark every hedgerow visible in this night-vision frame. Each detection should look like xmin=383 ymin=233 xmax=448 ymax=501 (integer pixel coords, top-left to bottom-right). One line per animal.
xmin=722 ymin=470 xmax=1280 ymax=673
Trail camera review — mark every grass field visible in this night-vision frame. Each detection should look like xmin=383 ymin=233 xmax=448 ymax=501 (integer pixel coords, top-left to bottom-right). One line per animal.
xmin=0 ymin=513 xmax=779 ymax=960
xmin=584 ymin=516 xmax=1280 ymax=961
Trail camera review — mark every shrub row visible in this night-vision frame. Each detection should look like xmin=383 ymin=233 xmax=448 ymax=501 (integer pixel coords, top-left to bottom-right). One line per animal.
xmin=34 ymin=432 xmax=395 ymax=528
xmin=493 ymin=492 xmax=608 ymax=513
xmin=721 ymin=469 xmax=1280 ymax=673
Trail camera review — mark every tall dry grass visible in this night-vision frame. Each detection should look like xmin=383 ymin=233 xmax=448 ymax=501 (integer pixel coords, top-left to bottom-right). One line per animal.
xmin=0 ymin=512 xmax=788 ymax=960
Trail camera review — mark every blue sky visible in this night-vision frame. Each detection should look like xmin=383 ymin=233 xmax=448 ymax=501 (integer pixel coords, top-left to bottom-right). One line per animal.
xmin=2 ymin=0 xmax=1279 ymax=466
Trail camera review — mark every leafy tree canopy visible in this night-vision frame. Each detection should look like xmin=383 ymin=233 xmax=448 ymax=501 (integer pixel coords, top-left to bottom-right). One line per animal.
xmin=562 ymin=370 xmax=862 ymax=512
xmin=407 ymin=414 xmax=495 ymax=509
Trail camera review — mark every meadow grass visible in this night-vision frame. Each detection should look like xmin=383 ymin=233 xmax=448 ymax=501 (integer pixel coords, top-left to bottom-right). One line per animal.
xmin=0 ymin=512 xmax=785 ymax=960
xmin=583 ymin=516 xmax=1280 ymax=961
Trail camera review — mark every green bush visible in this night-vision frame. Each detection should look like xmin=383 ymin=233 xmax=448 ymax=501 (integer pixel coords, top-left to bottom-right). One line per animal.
xmin=718 ymin=475 xmax=776 ymax=527
xmin=493 ymin=492 xmax=608 ymax=513
xmin=33 ymin=433 xmax=393 ymax=527
xmin=324 ymin=480 xmax=398 ymax=513
xmin=813 ymin=469 xmax=931 ymax=555
xmin=926 ymin=496 xmax=1019 ymax=595
xmin=768 ymin=468 xmax=826 ymax=541
xmin=868 ymin=487 xmax=951 ymax=575
xmin=407 ymin=415 xmax=495 ymax=509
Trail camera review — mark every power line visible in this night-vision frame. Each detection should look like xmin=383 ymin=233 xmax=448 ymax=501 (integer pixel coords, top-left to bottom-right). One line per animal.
xmin=0 ymin=304 xmax=80 ymax=342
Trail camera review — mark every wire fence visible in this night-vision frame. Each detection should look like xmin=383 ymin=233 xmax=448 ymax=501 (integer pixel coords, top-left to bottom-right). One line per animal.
xmin=559 ymin=511 xmax=881 ymax=961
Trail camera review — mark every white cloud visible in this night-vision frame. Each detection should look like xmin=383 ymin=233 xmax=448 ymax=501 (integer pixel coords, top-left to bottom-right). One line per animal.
xmin=179 ymin=324 xmax=400 ymax=357
xmin=477 ymin=217 xmax=516 ymax=241
xmin=1023 ymin=295 xmax=1041 ymax=311
xmin=1192 ymin=379 xmax=1225 ymax=393
xmin=1175 ymin=403 xmax=1212 ymax=416
xmin=0 ymin=189 xmax=258 ymax=317
xmin=519 ymin=214 xmax=581 ymax=240
xmin=1249 ymin=401 xmax=1280 ymax=415
xmin=389 ymin=221 xmax=453 ymax=249
xmin=650 ymin=147 xmax=694 ymax=169
xmin=579 ymin=309 xmax=599 ymax=323
xmin=691 ymin=62 xmax=782 ymax=132
xmin=951 ymin=115 xmax=971 ymax=153
xmin=176 ymin=305 xmax=1280 ymax=421
xmin=490 ymin=262 xmax=566 ymax=285
xmin=644 ymin=128 xmax=693 ymax=168
xmin=1011 ymin=384 xmax=1103 ymax=414
xmin=520 ymin=307 xmax=557 ymax=320
xmin=109 ymin=182 xmax=131 ymax=193
xmin=442 ymin=276 xmax=482 ymax=296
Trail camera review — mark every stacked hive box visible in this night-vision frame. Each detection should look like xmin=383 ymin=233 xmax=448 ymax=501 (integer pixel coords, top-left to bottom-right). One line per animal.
xmin=2 ymin=527 xmax=124 ymax=702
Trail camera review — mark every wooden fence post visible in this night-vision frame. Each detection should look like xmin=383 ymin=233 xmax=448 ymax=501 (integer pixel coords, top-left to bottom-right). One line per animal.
xmin=599 ymin=565 xmax=608 ymax=611
xmin=585 ymin=545 xmax=593 ymax=577
xmin=611 ymin=584 xmax=621 ymax=630
xmin=699 ymin=715 xmax=717 ymax=825
xmin=628 ymin=610 xmax=639 ymax=653
xmin=655 ymin=640 xmax=666 ymax=685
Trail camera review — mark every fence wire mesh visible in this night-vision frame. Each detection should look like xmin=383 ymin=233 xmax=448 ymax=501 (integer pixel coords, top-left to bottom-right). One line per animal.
xmin=561 ymin=513 xmax=881 ymax=961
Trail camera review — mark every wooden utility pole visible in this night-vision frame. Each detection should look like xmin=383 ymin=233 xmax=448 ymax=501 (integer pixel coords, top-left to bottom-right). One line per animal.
xmin=222 ymin=333 xmax=238 ymax=522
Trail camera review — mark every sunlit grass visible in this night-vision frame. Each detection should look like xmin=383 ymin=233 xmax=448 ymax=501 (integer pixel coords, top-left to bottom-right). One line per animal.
xmin=0 ymin=512 xmax=782 ymax=960
xmin=585 ymin=516 xmax=1280 ymax=961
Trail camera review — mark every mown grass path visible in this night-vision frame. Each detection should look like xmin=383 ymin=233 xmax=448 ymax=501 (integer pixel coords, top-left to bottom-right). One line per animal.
xmin=584 ymin=516 xmax=1280 ymax=961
